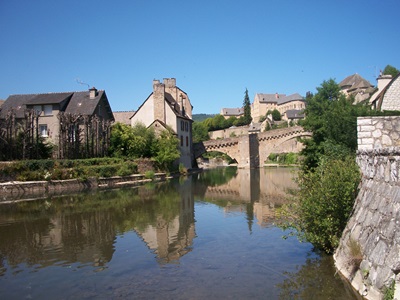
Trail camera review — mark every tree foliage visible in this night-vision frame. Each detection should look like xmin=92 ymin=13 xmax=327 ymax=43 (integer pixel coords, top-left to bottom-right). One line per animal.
xmin=109 ymin=122 xmax=156 ymax=158
xmin=153 ymin=129 xmax=180 ymax=171
xmin=109 ymin=122 xmax=180 ymax=171
xmin=243 ymin=88 xmax=252 ymax=125
xmin=383 ymin=64 xmax=400 ymax=78
xmin=267 ymin=109 xmax=281 ymax=121
xmin=294 ymin=157 xmax=360 ymax=252
xmin=283 ymin=79 xmax=370 ymax=253
xmin=300 ymin=79 xmax=371 ymax=170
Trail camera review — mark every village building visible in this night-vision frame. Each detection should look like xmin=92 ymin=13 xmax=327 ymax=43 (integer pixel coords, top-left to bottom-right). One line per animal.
xmin=113 ymin=111 xmax=134 ymax=125
xmin=339 ymin=73 xmax=375 ymax=103
xmin=0 ymin=87 xmax=114 ymax=158
xmin=251 ymin=92 xmax=305 ymax=123
xmin=370 ymin=72 xmax=400 ymax=111
xmin=130 ymin=78 xmax=194 ymax=169
xmin=220 ymin=107 xmax=244 ymax=119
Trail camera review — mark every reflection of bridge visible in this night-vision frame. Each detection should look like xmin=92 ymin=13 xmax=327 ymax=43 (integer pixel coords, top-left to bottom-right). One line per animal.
xmin=194 ymin=126 xmax=311 ymax=168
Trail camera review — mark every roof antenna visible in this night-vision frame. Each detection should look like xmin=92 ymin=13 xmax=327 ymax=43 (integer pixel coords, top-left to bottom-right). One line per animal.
xmin=76 ymin=78 xmax=90 ymax=89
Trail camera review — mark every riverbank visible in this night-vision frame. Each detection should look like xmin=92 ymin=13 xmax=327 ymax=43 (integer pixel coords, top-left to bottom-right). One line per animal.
xmin=0 ymin=169 xmax=203 ymax=204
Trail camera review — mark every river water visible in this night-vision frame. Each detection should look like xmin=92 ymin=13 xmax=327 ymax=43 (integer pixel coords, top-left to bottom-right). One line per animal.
xmin=0 ymin=167 xmax=360 ymax=299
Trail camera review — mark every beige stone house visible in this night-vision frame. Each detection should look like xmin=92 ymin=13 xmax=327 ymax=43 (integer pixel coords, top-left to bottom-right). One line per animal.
xmin=130 ymin=78 xmax=194 ymax=169
xmin=339 ymin=73 xmax=375 ymax=103
xmin=0 ymin=87 xmax=114 ymax=157
xmin=251 ymin=93 xmax=305 ymax=122
xmin=220 ymin=107 xmax=244 ymax=119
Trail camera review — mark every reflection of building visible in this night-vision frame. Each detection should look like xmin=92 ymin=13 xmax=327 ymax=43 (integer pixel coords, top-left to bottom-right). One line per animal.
xmin=0 ymin=206 xmax=116 ymax=270
xmin=134 ymin=179 xmax=196 ymax=264
xmin=203 ymin=168 xmax=297 ymax=228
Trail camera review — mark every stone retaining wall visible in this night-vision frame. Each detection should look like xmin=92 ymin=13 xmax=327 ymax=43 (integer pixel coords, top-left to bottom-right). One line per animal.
xmin=334 ymin=117 xmax=400 ymax=300
xmin=0 ymin=173 xmax=166 ymax=203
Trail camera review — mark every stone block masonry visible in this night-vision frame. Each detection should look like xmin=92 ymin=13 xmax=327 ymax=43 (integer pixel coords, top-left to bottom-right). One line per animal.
xmin=334 ymin=116 xmax=400 ymax=300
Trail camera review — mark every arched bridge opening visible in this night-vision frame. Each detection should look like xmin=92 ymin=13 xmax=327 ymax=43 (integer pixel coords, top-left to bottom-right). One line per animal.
xmin=193 ymin=126 xmax=311 ymax=168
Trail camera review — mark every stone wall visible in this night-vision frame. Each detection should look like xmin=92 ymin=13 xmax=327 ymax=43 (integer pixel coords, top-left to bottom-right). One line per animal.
xmin=0 ymin=173 xmax=166 ymax=203
xmin=334 ymin=116 xmax=400 ymax=300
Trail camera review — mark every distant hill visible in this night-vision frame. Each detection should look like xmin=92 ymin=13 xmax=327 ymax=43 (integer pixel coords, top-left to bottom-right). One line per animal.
xmin=192 ymin=113 xmax=216 ymax=122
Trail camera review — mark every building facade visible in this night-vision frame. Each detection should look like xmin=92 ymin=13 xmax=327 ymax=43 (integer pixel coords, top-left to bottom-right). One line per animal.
xmin=130 ymin=78 xmax=194 ymax=169
xmin=251 ymin=93 xmax=305 ymax=122
xmin=0 ymin=88 xmax=114 ymax=158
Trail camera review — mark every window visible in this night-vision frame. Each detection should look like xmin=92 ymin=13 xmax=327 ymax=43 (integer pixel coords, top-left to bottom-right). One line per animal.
xmin=185 ymin=122 xmax=188 ymax=132
xmin=180 ymin=136 xmax=183 ymax=146
xmin=44 ymin=105 xmax=52 ymax=116
xmin=34 ymin=105 xmax=42 ymax=115
xmin=39 ymin=124 xmax=48 ymax=137
xmin=186 ymin=136 xmax=188 ymax=147
xmin=181 ymin=121 xmax=184 ymax=131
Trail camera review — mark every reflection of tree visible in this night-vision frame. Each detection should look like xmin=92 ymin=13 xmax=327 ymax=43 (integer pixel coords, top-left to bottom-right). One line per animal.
xmin=277 ymin=253 xmax=361 ymax=300
xmin=193 ymin=166 xmax=237 ymax=187
xmin=0 ymin=180 xmax=195 ymax=271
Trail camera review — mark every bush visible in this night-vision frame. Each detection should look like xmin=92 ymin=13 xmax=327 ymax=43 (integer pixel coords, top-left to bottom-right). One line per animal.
xmin=281 ymin=156 xmax=360 ymax=253
xmin=144 ymin=170 xmax=155 ymax=180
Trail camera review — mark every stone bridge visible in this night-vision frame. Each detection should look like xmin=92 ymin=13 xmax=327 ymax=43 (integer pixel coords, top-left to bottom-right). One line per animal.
xmin=193 ymin=126 xmax=311 ymax=168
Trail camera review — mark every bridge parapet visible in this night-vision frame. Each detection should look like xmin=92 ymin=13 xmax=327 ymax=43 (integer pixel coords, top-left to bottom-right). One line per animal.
xmin=194 ymin=126 xmax=311 ymax=167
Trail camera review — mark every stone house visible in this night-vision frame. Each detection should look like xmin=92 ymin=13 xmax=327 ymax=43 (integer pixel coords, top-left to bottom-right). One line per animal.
xmin=370 ymin=72 xmax=400 ymax=111
xmin=113 ymin=111 xmax=135 ymax=125
xmin=0 ymin=87 xmax=114 ymax=158
xmin=251 ymin=93 xmax=305 ymax=122
xmin=220 ymin=107 xmax=244 ymax=119
xmin=130 ymin=78 xmax=194 ymax=169
xmin=339 ymin=73 xmax=375 ymax=103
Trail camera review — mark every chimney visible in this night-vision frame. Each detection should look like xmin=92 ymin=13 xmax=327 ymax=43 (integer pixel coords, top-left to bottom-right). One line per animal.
xmin=153 ymin=80 xmax=165 ymax=121
xmin=89 ymin=87 xmax=97 ymax=99
xmin=180 ymin=93 xmax=186 ymax=115
xmin=377 ymin=74 xmax=392 ymax=91
xmin=275 ymin=93 xmax=279 ymax=99
xmin=163 ymin=78 xmax=176 ymax=88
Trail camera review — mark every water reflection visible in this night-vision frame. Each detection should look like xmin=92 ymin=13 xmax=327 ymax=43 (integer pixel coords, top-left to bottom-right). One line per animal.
xmin=194 ymin=167 xmax=297 ymax=230
xmin=0 ymin=167 xmax=358 ymax=299
xmin=0 ymin=180 xmax=196 ymax=274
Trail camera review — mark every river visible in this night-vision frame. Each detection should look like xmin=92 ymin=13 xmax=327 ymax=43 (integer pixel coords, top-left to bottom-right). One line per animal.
xmin=0 ymin=167 xmax=360 ymax=299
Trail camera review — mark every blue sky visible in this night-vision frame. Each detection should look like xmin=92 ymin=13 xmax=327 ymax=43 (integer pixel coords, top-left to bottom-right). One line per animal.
xmin=1 ymin=0 xmax=399 ymax=114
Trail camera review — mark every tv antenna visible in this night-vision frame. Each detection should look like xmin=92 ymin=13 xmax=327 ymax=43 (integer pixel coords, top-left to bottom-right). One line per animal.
xmin=76 ymin=78 xmax=90 ymax=88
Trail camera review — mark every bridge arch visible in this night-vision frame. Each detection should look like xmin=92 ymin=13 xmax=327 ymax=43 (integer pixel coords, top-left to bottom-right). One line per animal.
xmin=193 ymin=126 xmax=312 ymax=168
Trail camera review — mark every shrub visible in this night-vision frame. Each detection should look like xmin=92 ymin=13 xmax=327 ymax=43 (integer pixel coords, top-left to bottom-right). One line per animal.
xmin=117 ymin=162 xmax=137 ymax=176
xmin=282 ymin=156 xmax=360 ymax=253
xmin=144 ymin=170 xmax=155 ymax=180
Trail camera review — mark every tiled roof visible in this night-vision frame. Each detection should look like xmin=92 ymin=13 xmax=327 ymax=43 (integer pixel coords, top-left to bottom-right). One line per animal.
xmin=278 ymin=93 xmax=304 ymax=105
xmin=285 ymin=109 xmax=305 ymax=119
xmin=221 ymin=107 xmax=244 ymax=116
xmin=0 ymin=94 xmax=37 ymax=118
xmin=339 ymin=73 xmax=373 ymax=90
xmin=113 ymin=111 xmax=135 ymax=125
xmin=0 ymin=90 xmax=114 ymax=121
xmin=26 ymin=92 xmax=73 ymax=105
xmin=255 ymin=93 xmax=286 ymax=103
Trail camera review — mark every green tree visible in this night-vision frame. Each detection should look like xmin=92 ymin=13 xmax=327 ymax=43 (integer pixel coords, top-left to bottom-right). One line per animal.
xmin=383 ymin=64 xmax=400 ymax=78
xmin=283 ymin=78 xmax=371 ymax=253
xmin=153 ymin=129 xmax=180 ymax=171
xmin=192 ymin=122 xmax=209 ymax=143
xmin=109 ymin=122 xmax=156 ymax=158
xmin=243 ymin=88 xmax=252 ymax=125
xmin=300 ymin=79 xmax=364 ymax=170
xmin=287 ymin=157 xmax=360 ymax=253
xmin=271 ymin=109 xmax=281 ymax=121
